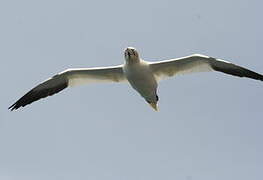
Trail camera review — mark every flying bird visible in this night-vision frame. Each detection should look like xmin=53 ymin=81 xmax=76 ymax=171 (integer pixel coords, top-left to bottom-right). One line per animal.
xmin=9 ymin=47 xmax=263 ymax=111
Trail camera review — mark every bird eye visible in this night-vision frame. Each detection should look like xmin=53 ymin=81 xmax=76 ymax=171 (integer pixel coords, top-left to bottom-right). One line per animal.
xmin=132 ymin=50 xmax=137 ymax=56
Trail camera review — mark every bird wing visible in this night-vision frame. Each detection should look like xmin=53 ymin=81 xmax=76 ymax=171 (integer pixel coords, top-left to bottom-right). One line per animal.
xmin=9 ymin=65 xmax=126 ymax=111
xmin=149 ymin=54 xmax=263 ymax=81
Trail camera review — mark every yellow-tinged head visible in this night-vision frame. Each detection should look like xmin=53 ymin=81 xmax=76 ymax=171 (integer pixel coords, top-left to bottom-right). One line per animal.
xmin=124 ymin=47 xmax=140 ymax=63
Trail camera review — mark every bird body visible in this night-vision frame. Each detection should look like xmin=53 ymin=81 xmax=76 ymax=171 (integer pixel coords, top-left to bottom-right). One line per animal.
xmin=123 ymin=59 xmax=158 ymax=108
xmin=9 ymin=47 xmax=263 ymax=111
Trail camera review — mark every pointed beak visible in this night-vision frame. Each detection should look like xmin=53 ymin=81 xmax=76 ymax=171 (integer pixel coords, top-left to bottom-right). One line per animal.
xmin=149 ymin=102 xmax=158 ymax=111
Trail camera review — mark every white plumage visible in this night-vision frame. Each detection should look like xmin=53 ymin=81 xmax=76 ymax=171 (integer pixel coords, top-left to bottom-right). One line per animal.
xmin=9 ymin=47 xmax=263 ymax=111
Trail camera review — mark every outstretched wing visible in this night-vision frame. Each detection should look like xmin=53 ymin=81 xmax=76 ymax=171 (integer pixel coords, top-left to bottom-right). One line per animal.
xmin=9 ymin=65 xmax=126 ymax=111
xmin=149 ymin=54 xmax=263 ymax=81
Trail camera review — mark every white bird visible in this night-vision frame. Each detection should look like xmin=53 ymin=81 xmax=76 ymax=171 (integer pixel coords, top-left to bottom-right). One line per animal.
xmin=9 ymin=47 xmax=263 ymax=111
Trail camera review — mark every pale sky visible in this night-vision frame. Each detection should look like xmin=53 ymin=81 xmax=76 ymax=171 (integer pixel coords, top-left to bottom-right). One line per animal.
xmin=1 ymin=0 xmax=262 ymax=180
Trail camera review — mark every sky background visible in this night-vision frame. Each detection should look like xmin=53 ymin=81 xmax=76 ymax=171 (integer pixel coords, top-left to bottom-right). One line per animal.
xmin=0 ymin=0 xmax=262 ymax=179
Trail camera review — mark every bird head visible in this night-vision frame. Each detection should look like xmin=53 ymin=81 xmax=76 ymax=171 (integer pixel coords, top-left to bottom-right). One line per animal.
xmin=124 ymin=47 xmax=140 ymax=63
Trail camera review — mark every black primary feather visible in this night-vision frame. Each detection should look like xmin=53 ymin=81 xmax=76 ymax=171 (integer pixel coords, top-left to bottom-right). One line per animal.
xmin=9 ymin=76 xmax=68 ymax=111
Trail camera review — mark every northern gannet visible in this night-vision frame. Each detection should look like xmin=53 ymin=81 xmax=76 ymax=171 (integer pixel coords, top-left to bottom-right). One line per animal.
xmin=9 ymin=47 xmax=263 ymax=111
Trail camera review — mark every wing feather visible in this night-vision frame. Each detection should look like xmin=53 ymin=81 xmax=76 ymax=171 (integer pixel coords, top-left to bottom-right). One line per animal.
xmin=9 ymin=65 xmax=126 ymax=111
xmin=64 ymin=65 xmax=126 ymax=87
xmin=150 ymin=54 xmax=263 ymax=81
xmin=9 ymin=75 xmax=68 ymax=111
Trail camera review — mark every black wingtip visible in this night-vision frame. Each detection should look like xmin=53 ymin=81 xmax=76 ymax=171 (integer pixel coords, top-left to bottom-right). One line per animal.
xmin=9 ymin=76 xmax=68 ymax=112
xmin=210 ymin=58 xmax=263 ymax=82
xmin=8 ymin=104 xmax=14 ymax=111
xmin=9 ymin=98 xmax=25 ymax=111
xmin=8 ymin=103 xmax=18 ymax=111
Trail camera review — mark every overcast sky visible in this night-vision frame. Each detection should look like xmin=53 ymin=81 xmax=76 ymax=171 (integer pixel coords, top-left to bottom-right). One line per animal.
xmin=0 ymin=0 xmax=262 ymax=180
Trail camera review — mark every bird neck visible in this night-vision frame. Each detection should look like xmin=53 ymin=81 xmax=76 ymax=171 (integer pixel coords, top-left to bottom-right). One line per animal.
xmin=126 ymin=57 xmax=140 ymax=65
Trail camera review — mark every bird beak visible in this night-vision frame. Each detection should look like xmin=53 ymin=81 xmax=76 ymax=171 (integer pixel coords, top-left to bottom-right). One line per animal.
xmin=149 ymin=102 xmax=158 ymax=111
